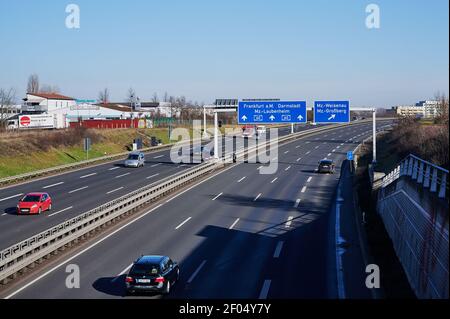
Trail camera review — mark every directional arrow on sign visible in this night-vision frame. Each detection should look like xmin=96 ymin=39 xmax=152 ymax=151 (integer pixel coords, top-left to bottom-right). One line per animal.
xmin=298 ymin=115 xmax=303 ymax=121
xmin=328 ymin=114 xmax=336 ymax=121
xmin=241 ymin=115 xmax=247 ymax=121
xmin=269 ymin=115 xmax=276 ymax=121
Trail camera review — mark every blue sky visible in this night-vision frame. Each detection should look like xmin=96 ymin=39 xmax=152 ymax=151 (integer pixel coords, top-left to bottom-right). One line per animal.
xmin=0 ymin=0 xmax=448 ymax=107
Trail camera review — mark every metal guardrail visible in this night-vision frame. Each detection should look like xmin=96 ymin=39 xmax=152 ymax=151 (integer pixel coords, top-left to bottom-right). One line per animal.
xmin=381 ymin=154 xmax=448 ymax=199
xmin=0 ymin=120 xmax=379 ymax=284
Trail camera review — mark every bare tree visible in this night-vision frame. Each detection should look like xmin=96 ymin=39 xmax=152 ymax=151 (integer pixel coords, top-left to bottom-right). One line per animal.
xmin=163 ymin=92 xmax=169 ymax=103
xmin=40 ymin=84 xmax=60 ymax=93
xmin=98 ymin=88 xmax=110 ymax=104
xmin=434 ymin=91 xmax=449 ymax=125
xmin=0 ymin=88 xmax=17 ymax=129
xmin=152 ymin=92 xmax=159 ymax=103
xmin=27 ymin=74 xmax=39 ymax=93
xmin=126 ymin=87 xmax=136 ymax=103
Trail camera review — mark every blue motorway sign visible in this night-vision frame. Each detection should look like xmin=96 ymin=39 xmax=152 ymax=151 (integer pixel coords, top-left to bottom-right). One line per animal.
xmin=238 ymin=101 xmax=307 ymax=124
xmin=314 ymin=101 xmax=350 ymax=123
xmin=347 ymin=151 xmax=354 ymax=161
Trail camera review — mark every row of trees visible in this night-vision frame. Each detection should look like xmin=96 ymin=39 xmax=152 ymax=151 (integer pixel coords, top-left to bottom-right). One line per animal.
xmin=27 ymin=74 xmax=60 ymax=94
xmin=97 ymin=87 xmax=202 ymax=108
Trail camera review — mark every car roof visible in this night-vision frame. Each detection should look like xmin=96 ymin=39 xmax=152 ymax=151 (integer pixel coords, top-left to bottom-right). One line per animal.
xmin=25 ymin=192 xmax=46 ymax=196
xmin=320 ymin=159 xmax=334 ymax=163
xmin=135 ymin=255 xmax=166 ymax=265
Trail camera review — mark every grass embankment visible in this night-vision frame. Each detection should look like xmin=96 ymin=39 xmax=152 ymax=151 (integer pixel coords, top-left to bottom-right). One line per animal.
xmin=0 ymin=127 xmax=182 ymax=178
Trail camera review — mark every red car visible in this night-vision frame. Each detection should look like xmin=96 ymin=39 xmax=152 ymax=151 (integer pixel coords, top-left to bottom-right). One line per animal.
xmin=17 ymin=193 xmax=52 ymax=215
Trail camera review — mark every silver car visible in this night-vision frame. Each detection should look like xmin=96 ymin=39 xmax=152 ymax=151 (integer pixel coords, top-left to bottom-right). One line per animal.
xmin=124 ymin=152 xmax=145 ymax=168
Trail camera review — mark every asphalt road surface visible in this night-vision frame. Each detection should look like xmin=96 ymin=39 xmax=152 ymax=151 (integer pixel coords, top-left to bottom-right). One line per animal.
xmin=5 ymin=121 xmax=392 ymax=299
xmin=0 ymin=125 xmax=309 ymax=250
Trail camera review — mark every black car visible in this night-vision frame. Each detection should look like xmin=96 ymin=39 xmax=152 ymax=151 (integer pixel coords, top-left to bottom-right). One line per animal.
xmin=318 ymin=159 xmax=336 ymax=174
xmin=125 ymin=255 xmax=180 ymax=295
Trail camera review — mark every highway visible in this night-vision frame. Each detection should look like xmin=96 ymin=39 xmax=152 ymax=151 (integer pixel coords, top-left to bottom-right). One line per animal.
xmin=0 ymin=125 xmax=306 ymax=250
xmin=4 ymin=121 xmax=391 ymax=299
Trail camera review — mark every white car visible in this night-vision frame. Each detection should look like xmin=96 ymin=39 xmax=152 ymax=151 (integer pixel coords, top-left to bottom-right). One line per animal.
xmin=124 ymin=151 xmax=145 ymax=168
xmin=256 ymin=126 xmax=266 ymax=135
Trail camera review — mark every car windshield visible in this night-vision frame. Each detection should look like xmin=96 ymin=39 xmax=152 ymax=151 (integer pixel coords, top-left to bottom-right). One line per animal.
xmin=128 ymin=154 xmax=139 ymax=160
xmin=130 ymin=263 xmax=160 ymax=276
xmin=21 ymin=195 xmax=41 ymax=202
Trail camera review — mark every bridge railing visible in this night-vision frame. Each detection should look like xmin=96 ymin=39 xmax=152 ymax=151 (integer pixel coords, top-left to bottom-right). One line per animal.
xmin=381 ymin=154 xmax=448 ymax=199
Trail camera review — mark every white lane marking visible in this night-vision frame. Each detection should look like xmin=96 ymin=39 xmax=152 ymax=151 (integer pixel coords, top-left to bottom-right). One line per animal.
xmin=257 ymin=166 xmax=262 ymax=170
xmin=151 ymin=163 xmax=162 ymax=168
xmin=284 ymin=151 xmax=289 ymax=154
xmin=254 ymin=193 xmax=262 ymax=201
xmin=153 ymin=155 xmax=164 ymax=159
xmin=212 ymin=192 xmax=223 ymax=201
xmin=108 ymin=167 xmax=120 ymax=171
xmin=294 ymin=199 xmax=301 ymax=208
xmin=165 ymin=164 xmax=237 ymax=204
xmin=146 ymin=173 xmax=160 ymax=179
xmin=328 ymin=153 xmax=332 ymax=157
xmin=301 ymin=186 xmax=307 ymax=193
xmin=68 ymin=186 xmax=89 ymax=194
xmin=323 ymin=142 xmax=327 ymax=144
xmin=285 ymin=166 xmax=291 ymax=171
xmin=106 ymin=187 xmax=124 ymax=194
xmin=271 ymin=177 xmax=278 ymax=184
xmin=1 ymin=213 xmax=7 ymax=216
xmin=115 ymin=173 xmax=130 ymax=178
xmin=259 ymin=280 xmax=271 ymax=299
xmin=340 ymin=143 xmax=344 ymax=146
xmin=43 ymin=182 xmax=64 ymax=189
xmin=307 ymin=177 xmax=313 ymax=183
xmin=229 ymin=218 xmax=240 ymax=230
xmin=4 ymin=203 xmax=163 ymax=299
xmin=80 ymin=173 xmax=97 ymax=179
xmin=332 ymin=149 xmax=336 ymax=152
xmin=306 ymin=151 xmax=311 ymax=155
xmin=296 ymin=157 xmax=302 ymax=162
xmin=295 ymin=145 xmax=301 ymax=149
xmin=306 ymin=141 xmax=311 ymax=144
xmin=336 ymin=146 xmax=341 ymax=149
xmin=175 ymin=217 xmax=192 ymax=230
xmin=272 ymin=157 xmax=278 ymax=161
xmin=286 ymin=216 xmax=294 ymax=228
xmin=112 ymin=263 xmax=134 ymax=281
xmin=273 ymin=241 xmax=284 ymax=258
xmin=48 ymin=206 xmax=73 ymax=217
xmin=237 ymin=176 xmax=246 ymax=183
xmin=187 ymin=260 xmax=207 ymax=284
xmin=0 ymin=193 xmax=23 ymax=202
xmin=315 ymin=146 xmax=319 ymax=149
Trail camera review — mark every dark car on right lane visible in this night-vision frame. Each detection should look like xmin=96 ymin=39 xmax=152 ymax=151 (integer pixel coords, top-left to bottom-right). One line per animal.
xmin=317 ymin=159 xmax=336 ymax=174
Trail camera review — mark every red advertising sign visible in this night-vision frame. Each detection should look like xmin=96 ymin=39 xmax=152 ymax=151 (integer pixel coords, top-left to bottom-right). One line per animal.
xmin=20 ymin=116 xmax=31 ymax=127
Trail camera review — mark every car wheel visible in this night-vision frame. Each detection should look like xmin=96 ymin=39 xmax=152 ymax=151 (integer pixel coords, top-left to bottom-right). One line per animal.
xmin=163 ymin=281 xmax=171 ymax=295
xmin=48 ymin=204 xmax=52 ymax=211
xmin=38 ymin=208 xmax=42 ymax=215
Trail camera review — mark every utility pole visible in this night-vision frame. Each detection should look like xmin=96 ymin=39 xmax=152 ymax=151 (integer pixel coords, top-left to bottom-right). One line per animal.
xmin=214 ymin=111 xmax=219 ymax=159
